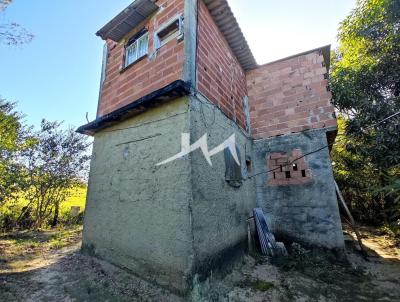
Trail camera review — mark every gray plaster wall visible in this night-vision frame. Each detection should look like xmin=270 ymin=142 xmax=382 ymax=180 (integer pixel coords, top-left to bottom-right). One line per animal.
xmin=188 ymin=95 xmax=256 ymax=273
xmin=82 ymin=97 xmax=194 ymax=293
xmin=253 ymin=128 xmax=344 ymax=249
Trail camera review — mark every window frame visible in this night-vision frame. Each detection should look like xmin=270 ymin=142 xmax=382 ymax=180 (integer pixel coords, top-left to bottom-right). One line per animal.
xmin=123 ymin=29 xmax=149 ymax=68
xmin=154 ymin=15 xmax=184 ymax=50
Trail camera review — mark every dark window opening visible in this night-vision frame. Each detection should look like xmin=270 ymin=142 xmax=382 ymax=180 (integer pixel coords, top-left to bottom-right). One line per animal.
xmin=285 ymin=171 xmax=291 ymax=179
xmin=293 ymin=163 xmax=298 ymax=171
xmin=246 ymin=158 xmax=252 ymax=173
xmin=273 ymin=172 xmax=276 ymax=179
xmin=301 ymin=170 xmax=306 ymax=177
xmin=155 ymin=16 xmax=183 ymax=49
xmin=280 ymin=165 xmax=283 ymax=172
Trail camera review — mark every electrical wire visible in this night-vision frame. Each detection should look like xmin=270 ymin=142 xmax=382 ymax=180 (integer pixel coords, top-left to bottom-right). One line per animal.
xmin=245 ymin=111 xmax=400 ymax=180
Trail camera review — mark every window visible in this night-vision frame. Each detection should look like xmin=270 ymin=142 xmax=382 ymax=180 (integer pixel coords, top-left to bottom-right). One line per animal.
xmin=155 ymin=16 xmax=183 ymax=49
xmin=124 ymin=31 xmax=148 ymax=67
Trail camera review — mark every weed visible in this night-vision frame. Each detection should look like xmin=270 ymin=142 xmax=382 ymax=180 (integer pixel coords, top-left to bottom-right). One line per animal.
xmin=249 ymin=280 xmax=274 ymax=292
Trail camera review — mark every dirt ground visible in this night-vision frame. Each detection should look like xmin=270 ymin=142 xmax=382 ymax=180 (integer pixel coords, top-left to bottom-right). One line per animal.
xmin=0 ymin=226 xmax=399 ymax=302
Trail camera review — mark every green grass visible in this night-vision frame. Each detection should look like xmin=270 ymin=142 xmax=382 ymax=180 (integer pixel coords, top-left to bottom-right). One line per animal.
xmin=49 ymin=227 xmax=82 ymax=249
xmin=250 ymin=280 xmax=275 ymax=292
xmin=0 ymin=186 xmax=87 ymax=227
xmin=60 ymin=186 xmax=87 ymax=215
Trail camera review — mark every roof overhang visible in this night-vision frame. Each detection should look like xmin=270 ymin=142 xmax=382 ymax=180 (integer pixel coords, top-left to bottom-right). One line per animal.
xmin=203 ymin=0 xmax=258 ymax=71
xmin=77 ymin=80 xmax=191 ymax=136
xmin=96 ymin=0 xmax=159 ymax=41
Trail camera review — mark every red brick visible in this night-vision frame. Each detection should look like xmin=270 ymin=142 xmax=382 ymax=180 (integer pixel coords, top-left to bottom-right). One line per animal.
xmin=247 ymin=50 xmax=336 ymax=139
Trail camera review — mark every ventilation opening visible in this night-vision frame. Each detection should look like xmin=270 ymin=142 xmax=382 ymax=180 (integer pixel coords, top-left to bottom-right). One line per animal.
xmin=285 ymin=171 xmax=291 ymax=179
xmin=155 ymin=16 xmax=183 ymax=49
xmin=246 ymin=159 xmax=252 ymax=173
xmin=293 ymin=163 xmax=298 ymax=171
xmin=301 ymin=170 xmax=306 ymax=177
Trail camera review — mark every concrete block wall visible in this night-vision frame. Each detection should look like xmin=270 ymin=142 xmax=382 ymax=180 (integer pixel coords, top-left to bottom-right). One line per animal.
xmin=98 ymin=0 xmax=185 ymax=117
xmin=267 ymin=149 xmax=313 ymax=186
xmin=83 ymin=97 xmax=194 ymax=293
xmin=196 ymin=0 xmax=248 ymax=130
xmin=188 ymin=95 xmax=256 ymax=275
xmin=247 ymin=50 xmax=337 ymax=139
xmin=83 ymin=95 xmax=257 ymax=293
xmin=253 ymin=128 xmax=344 ymax=250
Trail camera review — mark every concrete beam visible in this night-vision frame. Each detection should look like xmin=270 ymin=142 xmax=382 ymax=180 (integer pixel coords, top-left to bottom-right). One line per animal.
xmin=183 ymin=0 xmax=198 ymax=88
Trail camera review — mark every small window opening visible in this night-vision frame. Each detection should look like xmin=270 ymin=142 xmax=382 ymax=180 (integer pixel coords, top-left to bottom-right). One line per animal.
xmin=301 ymin=170 xmax=306 ymax=177
xmin=155 ymin=16 xmax=183 ymax=49
xmin=293 ymin=163 xmax=298 ymax=171
xmin=285 ymin=171 xmax=291 ymax=179
xmin=246 ymin=159 xmax=252 ymax=173
xmin=279 ymin=165 xmax=283 ymax=172
xmin=273 ymin=172 xmax=276 ymax=179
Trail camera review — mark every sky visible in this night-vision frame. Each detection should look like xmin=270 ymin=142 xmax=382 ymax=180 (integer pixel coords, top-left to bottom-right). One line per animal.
xmin=0 ymin=0 xmax=356 ymax=129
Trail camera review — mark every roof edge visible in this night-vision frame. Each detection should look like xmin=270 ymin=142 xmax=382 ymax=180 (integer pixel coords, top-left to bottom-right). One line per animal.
xmin=253 ymin=45 xmax=331 ymax=71
xmin=77 ymin=80 xmax=191 ymax=136
xmin=203 ymin=0 xmax=258 ymax=71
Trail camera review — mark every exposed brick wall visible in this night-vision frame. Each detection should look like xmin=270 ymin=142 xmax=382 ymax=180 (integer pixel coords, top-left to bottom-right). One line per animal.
xmin=267 ymin=149 xmax=312 ymax=186
xmin=196 ymin=0 xmax=247 ymax=130
xmin=247 ymin=51 xmax=337 ymax=139
xmin=98 ymin=0 xmax=185 ymax=117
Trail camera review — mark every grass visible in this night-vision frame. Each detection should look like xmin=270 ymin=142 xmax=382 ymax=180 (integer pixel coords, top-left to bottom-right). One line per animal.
xmin=60 ymin=186 xmax=87 ymax=216
xmin=0 ymin=226 xmax=83 ymax=273
xmin=249 ymin=280 xmax=275 ymax=292
xmin=49 ymin=228 xmax=82 ymax=249
xmin=0 ymin=185 xmax=87 ymax=227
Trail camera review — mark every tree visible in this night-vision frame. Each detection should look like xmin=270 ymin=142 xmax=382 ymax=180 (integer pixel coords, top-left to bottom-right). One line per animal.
xmin=0 ymin=99 xmax=31 ymax=205
xmin=0 ymin=0 xmax=33 ymax=46
xmin=330 ymin=0 xmax=400 ymax=226
xmin=22 ymin=120 xmax=90 ymax=228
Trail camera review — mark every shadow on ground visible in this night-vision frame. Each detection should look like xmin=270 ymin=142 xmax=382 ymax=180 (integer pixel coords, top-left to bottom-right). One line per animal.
xmin=0 ymin=226 xmax=399 ymax=301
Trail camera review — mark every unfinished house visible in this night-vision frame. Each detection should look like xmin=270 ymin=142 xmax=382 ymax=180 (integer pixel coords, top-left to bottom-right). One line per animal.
xmin=77 ymin=0 xmax=344 ymax=294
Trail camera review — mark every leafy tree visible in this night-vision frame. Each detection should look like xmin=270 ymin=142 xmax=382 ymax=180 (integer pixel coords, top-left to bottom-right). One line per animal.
xmin=331 ymin=118 xmax=399 ymax=225
xmin=22 ymin=120 xmax=90 ymax=228
xmin=330 ymin=0 xmax=400 ymax=226
xmin=0 ymin=0 xmax=33 ymax=46
xmin=0 ymin=99 xmax=31 ymax=205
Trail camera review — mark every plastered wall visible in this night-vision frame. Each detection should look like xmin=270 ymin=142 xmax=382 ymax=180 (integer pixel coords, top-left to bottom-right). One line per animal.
xmin=83 ymin=97 xmax=193 ymax=293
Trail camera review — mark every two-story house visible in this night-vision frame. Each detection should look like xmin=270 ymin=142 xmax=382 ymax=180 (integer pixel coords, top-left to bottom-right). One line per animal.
xmin=78 ymin=0 xmax=344 ymax=294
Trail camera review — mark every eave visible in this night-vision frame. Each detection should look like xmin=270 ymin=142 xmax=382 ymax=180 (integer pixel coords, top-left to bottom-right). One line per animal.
xmin=77 ymin=80 xmax=191 ymax=136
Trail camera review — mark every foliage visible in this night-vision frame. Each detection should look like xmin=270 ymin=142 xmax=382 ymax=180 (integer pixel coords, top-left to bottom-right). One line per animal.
xmin=0 ymin=0 xmax=33 ymax=46
xmin=332 ymin=118 xmax=400 ymax=224
xmin=0 ymin=99 xmax=32 ymax=205
xmin=330 ymin=0 xmax=400 ymax=226
xmin=0 ymin=186 xmax=87 ymax=230
xmin=0 ymin=98 xmax=90 ymax=230
xmin=21 ymin=120 xmax=91 ymax=229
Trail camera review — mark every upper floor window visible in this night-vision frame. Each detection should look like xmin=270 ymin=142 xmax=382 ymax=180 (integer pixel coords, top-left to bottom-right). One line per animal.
xmin=124 ymin=30 xmax=148 ymax=67
xmin=155 ymin=15 xmax=183 ymax=49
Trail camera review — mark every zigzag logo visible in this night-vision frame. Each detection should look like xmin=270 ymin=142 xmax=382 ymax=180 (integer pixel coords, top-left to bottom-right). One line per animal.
xmin=156 ymin=133 xmax=240 ymax=167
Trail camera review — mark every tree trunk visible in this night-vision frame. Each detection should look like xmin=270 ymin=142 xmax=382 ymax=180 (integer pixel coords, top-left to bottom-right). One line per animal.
xmin=51 ymin=201 xmax=59 ymax=228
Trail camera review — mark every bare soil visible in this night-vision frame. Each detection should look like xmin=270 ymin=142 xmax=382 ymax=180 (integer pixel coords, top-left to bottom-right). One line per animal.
xmin=0 ymin=226 xmax=399 ymax=301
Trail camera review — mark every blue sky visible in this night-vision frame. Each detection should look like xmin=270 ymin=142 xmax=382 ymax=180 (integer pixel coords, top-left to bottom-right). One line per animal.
xmin=0 ymin=0 xmax=355 ymax=129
